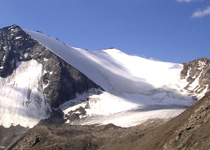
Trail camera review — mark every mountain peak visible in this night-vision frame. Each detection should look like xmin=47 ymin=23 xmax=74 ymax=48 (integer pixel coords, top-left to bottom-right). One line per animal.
xmin=0 ymin=25 xmax=100 ymax=128
xmin=2 ymin=24 xmax=21 ymax=31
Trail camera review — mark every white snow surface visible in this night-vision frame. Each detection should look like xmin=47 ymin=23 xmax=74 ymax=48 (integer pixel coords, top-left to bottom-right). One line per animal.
xmin=0 ymin=60 xmax=51 ymax=128
xmin=25 ymin=29 xmax=188 ymax=95
xmin=25 ymin=30 xmax=200 ymax=127
xmin=76 ymin=107 xmax=186 ymax=127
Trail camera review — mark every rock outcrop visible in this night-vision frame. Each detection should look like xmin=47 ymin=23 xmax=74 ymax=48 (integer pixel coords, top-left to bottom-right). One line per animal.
xmin=181 ymin=58 xmax=210 ymax=97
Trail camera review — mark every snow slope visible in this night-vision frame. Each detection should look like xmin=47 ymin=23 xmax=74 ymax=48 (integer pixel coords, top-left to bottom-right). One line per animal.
xmin=25 ymin=30 xmax=188 ymax=95
xmin=0 ymin=60 xmax=51 ymax=128
xmin=25 ymin=30 xmax=198 ymax=127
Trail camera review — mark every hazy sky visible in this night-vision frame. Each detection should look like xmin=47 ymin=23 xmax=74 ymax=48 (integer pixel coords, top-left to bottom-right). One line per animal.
xmin=0 ymin=0 xmax=209 ymax=63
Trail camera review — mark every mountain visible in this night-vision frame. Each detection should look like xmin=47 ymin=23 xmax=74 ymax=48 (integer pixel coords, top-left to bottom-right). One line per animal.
xmin=24 ymin=25 xmax=210 ymax=127
xmin=0 ymin=25 xmax=210 ymax=149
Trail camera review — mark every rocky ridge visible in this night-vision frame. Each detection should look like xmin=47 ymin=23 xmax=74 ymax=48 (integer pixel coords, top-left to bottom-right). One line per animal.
xmin=181 ymin=58 xmax=210 ymax=98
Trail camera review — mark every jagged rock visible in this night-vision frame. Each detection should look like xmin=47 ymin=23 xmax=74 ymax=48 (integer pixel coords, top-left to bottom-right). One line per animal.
xmin=181 ymin=58 xmax=210 ymax=95
xmin=66 ymin=106 xmax=87 ymax=122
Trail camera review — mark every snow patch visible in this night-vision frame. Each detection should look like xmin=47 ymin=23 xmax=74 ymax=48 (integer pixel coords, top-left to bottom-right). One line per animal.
xmin=15 ymin=36 xmax=22 ymax=40
xmin=61 ymin=89 xmax=193 ymax=127
xmin=198 ymin=60 xmax=206 ymax=70
xmin=44 ymin=58 xmax=48 ymax=61
xmin=0 ymin=60 xmax=51 ymax=128
xmin=24 ymin=53 xmax=30 ymax=59
xmin=77 ymin=107 xmax=186 ymax=127
xmin=186 ymin=67 xmax=191 ymax=79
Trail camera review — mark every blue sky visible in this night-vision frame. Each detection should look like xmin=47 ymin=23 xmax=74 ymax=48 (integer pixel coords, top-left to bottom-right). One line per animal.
xmin=0 ymin=0 xmax=209 ymax=63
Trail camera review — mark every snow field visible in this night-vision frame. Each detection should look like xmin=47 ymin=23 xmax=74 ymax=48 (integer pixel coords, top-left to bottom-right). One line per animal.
xmin=25 ymin=30 xmax=203 ymax=127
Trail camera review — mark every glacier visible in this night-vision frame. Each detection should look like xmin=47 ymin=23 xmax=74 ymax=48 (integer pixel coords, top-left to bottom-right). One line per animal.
xmin=22 ymin=29 xmax=202 ymax=127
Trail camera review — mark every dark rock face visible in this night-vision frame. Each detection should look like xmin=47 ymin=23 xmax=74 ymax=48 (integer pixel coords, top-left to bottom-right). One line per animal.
xmin=0 ymin=25 xmax=101 ymax=108
xmin=181 ymin=58 xmax=210 ymax=95
xmin=0 ymin=25 xmax=30 ymax=77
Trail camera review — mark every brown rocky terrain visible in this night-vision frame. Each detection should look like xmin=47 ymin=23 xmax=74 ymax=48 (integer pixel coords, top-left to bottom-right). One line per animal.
xmin=7 ymin=120 xmax=165 ymax=150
